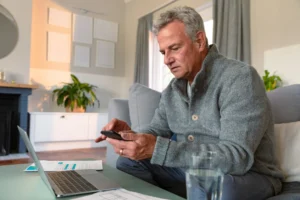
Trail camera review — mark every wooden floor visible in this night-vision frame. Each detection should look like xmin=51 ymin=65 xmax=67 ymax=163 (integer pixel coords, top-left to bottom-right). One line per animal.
xmin=0 ymin=147 xmax=106 ymax=166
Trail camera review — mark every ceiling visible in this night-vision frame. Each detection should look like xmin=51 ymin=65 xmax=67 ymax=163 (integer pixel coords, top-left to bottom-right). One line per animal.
xmin=52 ymin=0 xmax=129 ymax=16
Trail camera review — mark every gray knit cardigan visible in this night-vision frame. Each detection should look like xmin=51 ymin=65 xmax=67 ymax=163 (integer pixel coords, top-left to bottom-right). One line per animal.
xmin=143 ymin=45 xmax=283 ymax=194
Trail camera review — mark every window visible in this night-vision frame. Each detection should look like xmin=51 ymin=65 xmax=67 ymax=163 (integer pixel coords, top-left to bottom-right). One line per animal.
xmin=149 ymin=3 xmax=213 ymax=92
xmin=197 ymin=2 xmax=213 ymax=45
xmin=148 ymin=32 xmax=173 ymax=92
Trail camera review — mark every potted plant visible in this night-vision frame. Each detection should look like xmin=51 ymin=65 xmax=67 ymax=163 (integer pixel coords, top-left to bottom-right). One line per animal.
xmin=262 ymin=70 xmax=282 ymax=91
xmin=52 ymin=74 xmax=99 ymax=112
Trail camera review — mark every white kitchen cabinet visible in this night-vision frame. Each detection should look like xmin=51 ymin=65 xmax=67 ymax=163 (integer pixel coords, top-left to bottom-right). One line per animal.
xmin=30 ymin=112 xmax=108 ymax=151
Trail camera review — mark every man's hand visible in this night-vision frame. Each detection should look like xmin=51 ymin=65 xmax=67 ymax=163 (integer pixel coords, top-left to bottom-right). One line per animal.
xmin=106 ymin=131 xmax=157 ymax=161
xmin=95 ymin=118 xmax=131 ymax=143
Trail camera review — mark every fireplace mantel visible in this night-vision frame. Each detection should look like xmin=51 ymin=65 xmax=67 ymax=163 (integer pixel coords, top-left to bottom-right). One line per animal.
xmin=0 ymin=82 xmax=38 ymax=89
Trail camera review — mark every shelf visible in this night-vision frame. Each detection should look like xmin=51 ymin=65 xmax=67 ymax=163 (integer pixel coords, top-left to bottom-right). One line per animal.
xmin=0 ymin=82 xmax=38 ymax=89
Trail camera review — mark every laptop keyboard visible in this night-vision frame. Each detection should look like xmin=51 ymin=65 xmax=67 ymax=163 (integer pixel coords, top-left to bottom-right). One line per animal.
xmin=48 ymin=171 xmax=98 ymax=194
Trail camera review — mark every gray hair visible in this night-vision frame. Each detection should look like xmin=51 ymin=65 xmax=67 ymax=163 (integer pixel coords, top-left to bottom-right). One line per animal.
xmin=153 ymin=6 xmax=206 ymax=42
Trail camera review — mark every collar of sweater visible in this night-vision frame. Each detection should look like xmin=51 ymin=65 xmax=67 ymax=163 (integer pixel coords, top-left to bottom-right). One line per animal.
xmin=171 ymin=44 xmax=220 ymax=101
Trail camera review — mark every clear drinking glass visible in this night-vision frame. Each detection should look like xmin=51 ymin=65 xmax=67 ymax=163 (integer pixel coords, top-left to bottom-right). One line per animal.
xmin=186 ymin=151 xmax=224 ymax=200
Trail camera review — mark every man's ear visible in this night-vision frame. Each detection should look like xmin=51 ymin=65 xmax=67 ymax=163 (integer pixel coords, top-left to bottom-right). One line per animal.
xmin=195 ymin=31 xmax=206 ymax=50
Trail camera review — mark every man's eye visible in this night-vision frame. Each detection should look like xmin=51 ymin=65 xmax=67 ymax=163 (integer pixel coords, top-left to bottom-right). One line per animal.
xmin=172 ymin=47 xmax=179 ymax=51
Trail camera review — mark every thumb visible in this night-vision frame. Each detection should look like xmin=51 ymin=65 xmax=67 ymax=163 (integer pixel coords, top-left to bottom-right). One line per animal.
xmin=119 ymin=131 xmax=137 ymax=141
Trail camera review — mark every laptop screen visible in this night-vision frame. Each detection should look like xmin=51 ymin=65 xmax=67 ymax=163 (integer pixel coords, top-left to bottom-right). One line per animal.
xmin=17 ymin=126 xmax=56 ymax=197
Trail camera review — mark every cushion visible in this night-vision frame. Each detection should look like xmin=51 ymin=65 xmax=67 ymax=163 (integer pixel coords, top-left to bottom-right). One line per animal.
xmin=267 ymin=84 xmax=300 ymax=124
xmin=108 ymin=99 xmax=131 ymax=126
xmin=128 ymin=83 xmax=161 ymax=132
xmin=274 ymin=121 xmax=300 ymax=182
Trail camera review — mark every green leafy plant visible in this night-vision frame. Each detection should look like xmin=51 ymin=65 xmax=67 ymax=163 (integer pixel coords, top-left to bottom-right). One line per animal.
xmin=52 ymin=74 xmax=99 ymax=112
xmin=262 ymin=70 xmax=282 ymax=91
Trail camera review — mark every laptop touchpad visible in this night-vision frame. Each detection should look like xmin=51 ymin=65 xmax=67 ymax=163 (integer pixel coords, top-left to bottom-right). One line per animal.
xmin=77 ymin=170 xmax=120 ymax=190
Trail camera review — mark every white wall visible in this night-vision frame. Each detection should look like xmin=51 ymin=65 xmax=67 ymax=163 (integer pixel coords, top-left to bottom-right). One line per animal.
xmin=29 ymin=0 xmax=129 ymax=113
xmin=264 ymin=44 xmax=300 ymax=86
xmin=0 ymin=0 xmax=32 ymax=83
xmin=29 ymin=69 xmax=126 ymax=112
xmin=251 ymin=0 xmax=300 ymax=81
xmin=2 ymin=0 xmax=299 ymax=113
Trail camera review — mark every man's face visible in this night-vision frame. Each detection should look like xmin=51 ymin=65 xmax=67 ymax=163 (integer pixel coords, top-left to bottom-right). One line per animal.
xmin=157 ymin=20 xmax=205 ymax=83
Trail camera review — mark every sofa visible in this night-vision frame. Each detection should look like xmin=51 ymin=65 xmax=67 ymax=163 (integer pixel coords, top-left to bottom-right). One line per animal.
xmin=105 ymin=83 xmax=300 ymax=199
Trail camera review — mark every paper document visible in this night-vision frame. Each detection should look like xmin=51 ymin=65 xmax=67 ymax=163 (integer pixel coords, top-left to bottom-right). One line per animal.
xmin=72 ymin=189 xmax=169 ymax=200
xmin=24 ymin=160 xmax=103 ymax=172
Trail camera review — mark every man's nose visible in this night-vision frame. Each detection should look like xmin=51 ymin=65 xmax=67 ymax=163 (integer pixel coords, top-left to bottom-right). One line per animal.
xmin=164 ymin=53 xmax=174 ymax=65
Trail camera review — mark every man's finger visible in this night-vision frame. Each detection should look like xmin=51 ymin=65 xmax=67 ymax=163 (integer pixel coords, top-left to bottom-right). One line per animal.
xmin=95 ymin=135 xmax=106 ymax=143
xmin=119 ymin=131 xmax=137 ymax=141
xmin=106 ymin=138 xmax=135 ymax=149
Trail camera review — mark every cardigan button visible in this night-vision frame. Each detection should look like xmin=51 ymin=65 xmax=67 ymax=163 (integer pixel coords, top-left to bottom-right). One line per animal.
xmin=192 ymin=114 xmax=198 ymax=121
xmin=187 ymin=135 xmax=194 ymax=142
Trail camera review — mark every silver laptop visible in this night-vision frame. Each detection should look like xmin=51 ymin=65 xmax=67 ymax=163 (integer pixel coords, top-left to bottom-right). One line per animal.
xmin=17 ymin=126 xmax=120 ymax=198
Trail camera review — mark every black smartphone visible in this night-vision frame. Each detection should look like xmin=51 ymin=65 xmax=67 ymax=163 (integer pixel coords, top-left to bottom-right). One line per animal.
xmin=101 ymin=130 xmax=124 ymax=140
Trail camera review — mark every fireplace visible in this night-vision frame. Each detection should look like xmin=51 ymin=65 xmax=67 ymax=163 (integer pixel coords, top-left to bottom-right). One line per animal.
xmin=0 ymin=111 xmax=20 ymax=155
xmin=0 ymin=83 xmax=36 ymax=154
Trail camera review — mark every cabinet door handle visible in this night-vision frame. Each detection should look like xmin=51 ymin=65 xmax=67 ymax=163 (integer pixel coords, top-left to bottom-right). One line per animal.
xmin=60 ymin=115 xmax=65 ymax=118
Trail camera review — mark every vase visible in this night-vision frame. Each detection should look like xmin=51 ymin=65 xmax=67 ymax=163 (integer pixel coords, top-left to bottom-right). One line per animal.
xmin=65 ymin=102 xmax=85 ymax=113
